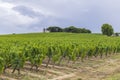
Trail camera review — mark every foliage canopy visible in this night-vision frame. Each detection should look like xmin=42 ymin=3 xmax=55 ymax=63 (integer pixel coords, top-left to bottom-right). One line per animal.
xmin=101 ymin=24 xmax=114 ymax=36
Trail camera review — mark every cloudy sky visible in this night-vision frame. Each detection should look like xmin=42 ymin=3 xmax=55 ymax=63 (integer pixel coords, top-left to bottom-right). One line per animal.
xmin=0 ymin=0 xmax=120 ymax=34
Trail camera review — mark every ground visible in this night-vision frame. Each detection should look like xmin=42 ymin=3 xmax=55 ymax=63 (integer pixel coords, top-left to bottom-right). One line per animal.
xmin=1 ymin=53 xmax=120 ymax=80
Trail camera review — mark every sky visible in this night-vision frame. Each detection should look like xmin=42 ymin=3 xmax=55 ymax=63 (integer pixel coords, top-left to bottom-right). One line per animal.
xmin=0 ymin=0 xmax=120 ymax=34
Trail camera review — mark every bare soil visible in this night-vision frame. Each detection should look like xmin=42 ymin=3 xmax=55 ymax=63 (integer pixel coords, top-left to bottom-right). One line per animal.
xmin=1 ymin=54 xmax=120 ymax=80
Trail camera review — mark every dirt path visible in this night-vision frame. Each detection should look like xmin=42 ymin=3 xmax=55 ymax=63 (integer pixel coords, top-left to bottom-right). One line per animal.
xmin=0 ymin=75 xmax=17 ymax=80
xmin=1 ymin=54 xmax=120 ymax=80
xmin=63 ymin=55 xmax=120 ymax=80
xmin=49 ymin=72 xmax=77 ymax=80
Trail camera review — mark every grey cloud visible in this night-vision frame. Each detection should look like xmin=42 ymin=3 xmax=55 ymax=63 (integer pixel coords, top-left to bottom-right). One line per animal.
xmin=1 ymin=0 xmax=120 ymax=33
xmin=12 ymin=6 xmax=44 ymax=18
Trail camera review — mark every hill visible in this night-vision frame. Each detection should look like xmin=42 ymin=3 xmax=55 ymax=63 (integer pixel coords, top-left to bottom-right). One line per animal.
xmin=0 ymin=32 xmax=120 ymax=80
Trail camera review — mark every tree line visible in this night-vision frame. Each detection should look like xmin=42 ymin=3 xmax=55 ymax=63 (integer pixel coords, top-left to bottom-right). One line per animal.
xmin=45 ymin=26 xmax=91 ymax=33
xmin=44 ymin=23 xmax=117 ymax=36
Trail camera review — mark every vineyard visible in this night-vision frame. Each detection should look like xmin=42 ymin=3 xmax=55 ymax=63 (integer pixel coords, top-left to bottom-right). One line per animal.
xmin=0 ymin=32 xmax=120 ymax=80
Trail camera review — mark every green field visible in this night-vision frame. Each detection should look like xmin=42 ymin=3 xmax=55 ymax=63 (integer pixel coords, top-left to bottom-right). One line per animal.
xmin=0 ymin=32 xmax=120 ymax=80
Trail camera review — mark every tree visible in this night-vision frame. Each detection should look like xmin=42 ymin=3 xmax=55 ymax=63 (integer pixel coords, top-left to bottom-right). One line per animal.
xmin=46 ymin=26 xmax=92 ymax=33
xmin=64 ymin=26 xmax=78 ymax=33
xmin=80 ymin=28 xmax=91 ymax=33
xmin=46 ymin=26 xmax=63 ymax=32
xmin=101 ymin=24 xmax=114 ymax=36
xmin=64 ymin=26 xmax=92 ymax=33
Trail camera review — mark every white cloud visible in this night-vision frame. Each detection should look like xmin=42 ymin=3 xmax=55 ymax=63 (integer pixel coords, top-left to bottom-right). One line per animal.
xmin=0 ymin=1 xmax=39 ymax=33
xmin=0 ymin=0 xmax=120 ymax=33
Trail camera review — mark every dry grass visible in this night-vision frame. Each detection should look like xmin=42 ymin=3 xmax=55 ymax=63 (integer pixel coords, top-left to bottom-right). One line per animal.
xmin=1 ymin=54 xmax=120 ymax=80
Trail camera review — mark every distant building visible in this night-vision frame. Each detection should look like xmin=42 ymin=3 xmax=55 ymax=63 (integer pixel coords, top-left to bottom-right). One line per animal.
xmin=43 ymin=28 xmax=50 ymax=33
xmin=12 ymin=33 xmax=16 ymax=35
xmin=43 ymin=28 xmax=46 ymax=33
xmin=45 ymin=30 xmax=50 ymax=33
xmin=112 ymin=33 xmax=120 ymax=36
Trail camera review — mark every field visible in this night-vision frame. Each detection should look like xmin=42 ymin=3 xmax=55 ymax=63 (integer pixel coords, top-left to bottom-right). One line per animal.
xmin=0 ymin=32 xmax=120 ymax=80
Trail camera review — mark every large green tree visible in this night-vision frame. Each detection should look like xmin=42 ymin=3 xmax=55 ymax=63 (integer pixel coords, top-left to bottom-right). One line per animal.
xmin=46 ymin=26 xmax=91 ymax=33
xmin=47 ymin=26 xmax=63 ymax=32
xmin=101 ymin=24 xmax=114 ymax=36
xmin=64 ymin=26 xmax=91 ymax=33
xmin=64 ymin=26 xmax=78 ymax=33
